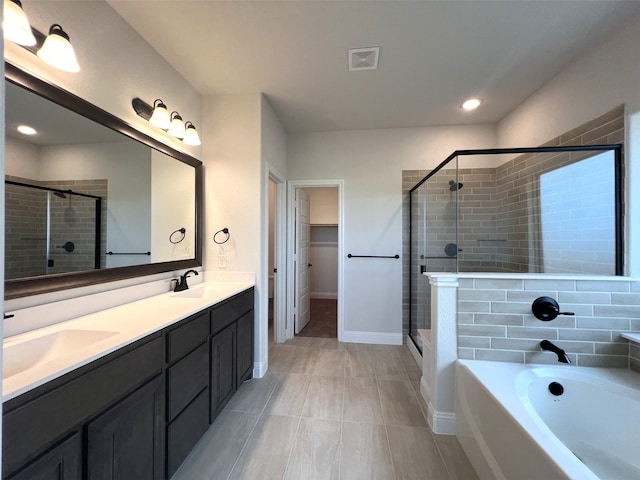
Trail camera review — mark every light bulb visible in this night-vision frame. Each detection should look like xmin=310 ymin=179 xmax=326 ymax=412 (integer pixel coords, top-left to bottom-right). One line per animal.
xmin=3 ymin=0 xmax=36 ymax=46
xmin=37 ymin=24 xmax=80 ymax=73
xmin=183 ymin=122 xmax=201 ymax=146
xmin=168 ymin=111 xmax=185 ymax=139
xmin=149 ymin=99 xmax=170 ymax=129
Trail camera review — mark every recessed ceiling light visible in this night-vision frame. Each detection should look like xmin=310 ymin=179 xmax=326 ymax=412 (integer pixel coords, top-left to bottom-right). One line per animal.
xmin=461 ymin=98 xmax=482 ymax=111
xmin=17 ymin=125 xmax=37 ymax=135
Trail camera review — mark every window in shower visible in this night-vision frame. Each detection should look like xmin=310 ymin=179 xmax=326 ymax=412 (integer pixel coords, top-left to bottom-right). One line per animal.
xmin=539 ymin=151 xmax=616 ymax=275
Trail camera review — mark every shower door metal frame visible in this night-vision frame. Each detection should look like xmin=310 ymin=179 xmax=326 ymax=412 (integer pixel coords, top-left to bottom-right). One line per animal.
xmin=407 ymin=144 xmax=623 ymax=354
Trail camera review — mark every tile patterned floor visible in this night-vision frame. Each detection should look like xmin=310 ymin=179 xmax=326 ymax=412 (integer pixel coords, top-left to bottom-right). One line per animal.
xmin=172 ymin=337 xmax=478 ymax=480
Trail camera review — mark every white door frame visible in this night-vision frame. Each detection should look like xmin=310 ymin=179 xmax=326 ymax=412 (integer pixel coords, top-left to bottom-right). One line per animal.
xmin=286 ymin=179 xmax=344 ymax=341
xmin=264 ymin=163 xmax=287 ymax=349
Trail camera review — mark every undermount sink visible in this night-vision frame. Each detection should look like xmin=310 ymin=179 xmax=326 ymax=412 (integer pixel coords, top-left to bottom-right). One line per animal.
xmin=171 ymin=284 xmax=234 ymax=299
xmin=3 ymin=329 xmax=118 ymax=379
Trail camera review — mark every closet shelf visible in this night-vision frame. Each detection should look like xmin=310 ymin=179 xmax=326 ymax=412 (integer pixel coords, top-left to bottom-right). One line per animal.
xmin=310 ymin=223 xmax=338 ymax=227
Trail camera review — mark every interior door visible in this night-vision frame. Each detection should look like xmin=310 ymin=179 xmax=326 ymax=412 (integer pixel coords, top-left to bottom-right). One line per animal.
xmin=295 ymin=189 xmax=311 ymax=334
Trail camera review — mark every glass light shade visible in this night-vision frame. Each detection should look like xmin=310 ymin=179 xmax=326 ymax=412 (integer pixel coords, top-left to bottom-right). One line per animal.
xmin=3 ymin=0 xmax=36 ymax=46
xmin=37 ymin=24 xmax=80 ymax=73
xmin=183 ymin=122 xmax=201 ymax=146
xmin=149 ymin=100 xmax=170 ymax=129
xmin=168 ymin=112 xmax=186 ymax=139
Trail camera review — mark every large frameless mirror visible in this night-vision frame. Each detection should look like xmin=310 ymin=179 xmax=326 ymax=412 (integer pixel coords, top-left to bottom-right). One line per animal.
xmin=4 ymin=63 xmax=203 ymax=299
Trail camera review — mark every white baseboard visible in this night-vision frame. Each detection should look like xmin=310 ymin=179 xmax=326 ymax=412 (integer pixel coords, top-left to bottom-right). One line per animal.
xmin=253 ymin=361 xmax=266 ymax=379
xmin=429 ymin=409 xmax=456 ymax=435
xmin=342 ymin=330 xmax=403 ymax=345
xmin=421 ymin=376 xmax=455 ymax=435
xmin=310 ymin=292 xmax=338 ymax=299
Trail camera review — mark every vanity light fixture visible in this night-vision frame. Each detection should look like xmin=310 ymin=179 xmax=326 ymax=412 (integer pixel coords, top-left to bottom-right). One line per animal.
xmin=37 ymin=24 xmax=80 ymax=73
xmin=149 ymin=99 xmax=170 ymax=130
xmin=461 ymin=97 xmax=482 ymax=111
xmin=4 ymin=0 xmax=81 ymax=74
xmin=132 ymin=97 xmax=201 ymax=147
xmin=183 ymin=122 xmax=201 ymax=146
xmin=3 ymin=0 xmax=36 ymax=46
xmin=168 ymin=111 xmax=186 ymax=139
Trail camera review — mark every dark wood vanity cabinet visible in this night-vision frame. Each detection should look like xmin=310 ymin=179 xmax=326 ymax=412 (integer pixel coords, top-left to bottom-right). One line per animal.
xmin=2 ymin=287 xmax=254 ymax=480
xmin=165 ymin=312 xmax=210 ymax=478
xmin=86 ymin=376 xmax=165 ymax=480
xmin=209 ymin=288 xmax=254 ymax=422
xmin=7 ymin=432 xmax=82 ymax=480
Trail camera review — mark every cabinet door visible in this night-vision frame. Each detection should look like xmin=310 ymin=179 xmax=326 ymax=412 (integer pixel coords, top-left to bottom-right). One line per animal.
xmin=7 ymin=432 xmax=81 ymax=480
xmin=236 ymin=311 xmax=254 ymax=385
xmin=210 ymin=322 xmax=236 ymax=421
xmin=86 ymin=376 xmax=164 ymax=480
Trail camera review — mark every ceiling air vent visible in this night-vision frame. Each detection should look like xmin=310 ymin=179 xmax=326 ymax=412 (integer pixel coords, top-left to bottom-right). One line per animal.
xmin=348 ymin=46 xmax=380 ymax=71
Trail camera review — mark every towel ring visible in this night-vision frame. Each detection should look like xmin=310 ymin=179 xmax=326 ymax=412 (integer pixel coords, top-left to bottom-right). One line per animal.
xmin=169 ymin=227 xmax=186 ymax=244
xmin=214 ymin=227 xmax=230 ymax=244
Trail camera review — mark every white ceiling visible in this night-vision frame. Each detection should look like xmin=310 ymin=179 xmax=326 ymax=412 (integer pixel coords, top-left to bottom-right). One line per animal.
xmin=108 ymin=0 xmax=640 ymax=133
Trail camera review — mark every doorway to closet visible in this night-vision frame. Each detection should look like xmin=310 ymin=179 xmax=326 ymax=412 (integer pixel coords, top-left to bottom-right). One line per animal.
xmin=296 ymin=187 xmax=339 ymax=338
xmin=282 ymin=181 xmax=343 ymax=342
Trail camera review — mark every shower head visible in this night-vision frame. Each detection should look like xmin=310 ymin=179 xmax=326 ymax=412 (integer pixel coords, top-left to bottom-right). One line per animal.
xmin=449 ymin=180 xmax=463 ymax=191
xmin=53 ymin=191 xmax=67 ymax=199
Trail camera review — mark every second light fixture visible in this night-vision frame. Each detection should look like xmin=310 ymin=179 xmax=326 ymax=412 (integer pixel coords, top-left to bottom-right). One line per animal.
xmin=134 ymin=97 xmax=201 ymax=146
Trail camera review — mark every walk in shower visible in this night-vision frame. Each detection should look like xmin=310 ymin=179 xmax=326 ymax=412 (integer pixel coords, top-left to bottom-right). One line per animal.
xmin=408 ymin=145 xmax=623 ymax=352
xmin=5 ymin=180 xmax=102 ymax=279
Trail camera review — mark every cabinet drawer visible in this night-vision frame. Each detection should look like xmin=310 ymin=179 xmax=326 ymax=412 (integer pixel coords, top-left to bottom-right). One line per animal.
xmin=167 ymin=388 xmax=209 ymax=478
xmin=167 ymin=342 xmax=209 ymax=420
xmin=3 ymin=335 xmax=164 ymax=476
xmin=210 ymin=288 xmax=253 ymax=335
xmin=166 ymin=311 xmax=209 ymax=364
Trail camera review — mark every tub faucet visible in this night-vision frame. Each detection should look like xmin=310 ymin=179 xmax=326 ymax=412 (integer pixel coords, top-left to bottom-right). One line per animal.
xmin=540 ymin=340 xmax=571 ymax=364
xmin=173 ymin=269 xmax=199 ymax=292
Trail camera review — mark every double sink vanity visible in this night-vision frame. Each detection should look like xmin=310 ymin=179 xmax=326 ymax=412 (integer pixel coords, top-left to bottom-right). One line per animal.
xmin=2 ymin=281 xmax=255 ymax=480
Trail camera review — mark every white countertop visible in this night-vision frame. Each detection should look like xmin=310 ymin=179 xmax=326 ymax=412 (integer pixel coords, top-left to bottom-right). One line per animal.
xmin=3 ymin=281 xmax=254 ymax=402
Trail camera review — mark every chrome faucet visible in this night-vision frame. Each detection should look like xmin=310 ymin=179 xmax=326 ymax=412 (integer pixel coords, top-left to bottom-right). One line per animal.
xmin=540 ymin=339 xmax=571 ymax=364
xmin=173 ymin=269 xmax=199 ymax=292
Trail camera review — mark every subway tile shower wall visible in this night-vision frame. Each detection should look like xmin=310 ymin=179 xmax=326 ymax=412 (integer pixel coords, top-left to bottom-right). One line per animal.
xmin=457 ymin=278 xmax=640 ymax=370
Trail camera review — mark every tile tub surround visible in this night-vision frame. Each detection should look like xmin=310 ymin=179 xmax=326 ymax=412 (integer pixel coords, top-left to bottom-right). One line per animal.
xmin=172 ymin=337 xmax=479 ymax=480
xmin=453 ymin=275 xmax=640 ymax=368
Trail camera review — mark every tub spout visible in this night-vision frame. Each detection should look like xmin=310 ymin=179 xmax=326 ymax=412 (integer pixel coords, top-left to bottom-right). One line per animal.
xmin=540 ymin=340 xmax=571 ymax=364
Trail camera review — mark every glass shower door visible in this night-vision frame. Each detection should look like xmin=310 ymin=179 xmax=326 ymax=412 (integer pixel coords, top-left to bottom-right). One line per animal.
xmin=409 ymin=163 xmax=458 ymax=353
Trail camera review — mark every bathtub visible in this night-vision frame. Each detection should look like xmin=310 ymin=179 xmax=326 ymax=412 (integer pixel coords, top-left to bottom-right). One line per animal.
xmin=455 ymin=359 xmax=640 ymax=480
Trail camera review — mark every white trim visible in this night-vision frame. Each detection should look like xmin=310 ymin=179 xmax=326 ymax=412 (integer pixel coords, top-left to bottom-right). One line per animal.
xmin=310 ymin=292 xmax=337 ymax=299
xmin=264 ymin=163 xmax=287 ymax=373
xmin=287 ymin=180 xmax=345 ymax=342
xmin=253 ymin=361 xmax=266 ymax=379
xmin=421 ymin=377 xmax=456 ymax=435
xmin=342 ymin=330 xmax=402 ymax=345
xmin=429 ymin=408 xmax=457 ymax=435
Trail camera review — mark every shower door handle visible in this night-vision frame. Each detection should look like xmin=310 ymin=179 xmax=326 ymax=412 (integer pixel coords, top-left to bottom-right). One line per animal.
xmin=420 ymin=265 xmax=426 ymax=274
